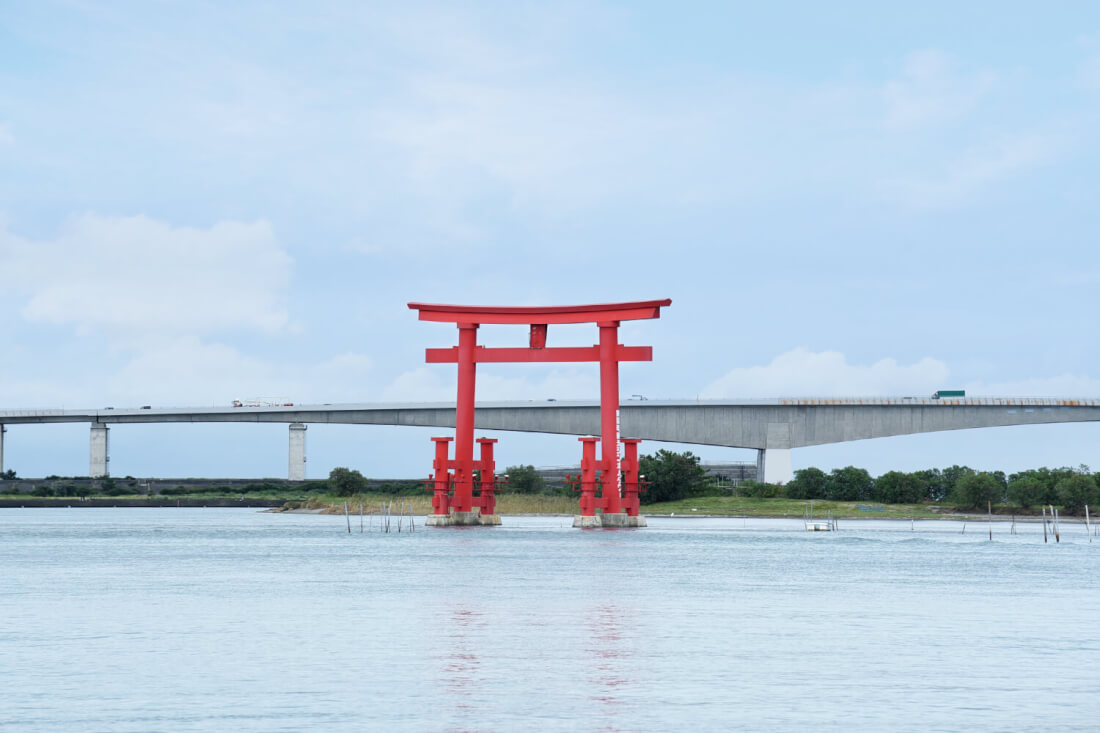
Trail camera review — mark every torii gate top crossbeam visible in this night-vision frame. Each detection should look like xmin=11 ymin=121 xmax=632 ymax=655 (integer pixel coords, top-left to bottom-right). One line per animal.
xmin=408 ymin=299 xmax=671 ymax=325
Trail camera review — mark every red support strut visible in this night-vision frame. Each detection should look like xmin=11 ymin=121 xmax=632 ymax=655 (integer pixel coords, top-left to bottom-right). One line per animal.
xmin=476 ymin=438 xmax=498 ymax=516
xmin=621 ymin=439 xmax=642 ymax=517
xmin=431 ymin=437 xmax=452 ymax=515
xmin=578 ymin=437 xmax=599 ymax=516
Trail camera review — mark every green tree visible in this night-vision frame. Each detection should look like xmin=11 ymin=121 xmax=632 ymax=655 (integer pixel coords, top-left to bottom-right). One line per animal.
xmin=953 ymin=472 xmax=1002 ymax=508
xmin=328 ymin=467 xmax=369 ymax=497
xmin=825 ymin=466 xmax=873 ymax=501
xmin=1047 ymin=467 xmax=1078 ymax=504
xmin=1055 ymin=473 xmax=1099 ymax=513
xmin=873 ymin=471 xmax=925 ymax=504
xmin=941 ymin=465 xmax=976 ymax=501
xmin=1 ymin=469 xmax=17 ymax=480
xmin=501 ymin=465 xmax=545 ymax=494
xmin=912 ymin=468 xmax=946 ymax=502
xmin=1019 ymin=467 xmax=1076 ymax=505
xmin=784 ymin=467 xmax=827 ymax=499
xmin=639 ymin=449 xmax=707 ymax=504
xmin=1007 ymin=476 xmax=1045 ymax=508
xmin=736 ymin=480 xmax=781 ymax=498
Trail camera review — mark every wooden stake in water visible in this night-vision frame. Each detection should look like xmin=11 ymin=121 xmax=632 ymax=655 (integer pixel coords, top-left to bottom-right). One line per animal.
xmin=1042 ymin=505 xmax=1048 ymax=543
xmin=344 ymin=501 xmax=351 ymax=533
xmin=1053 ymin=506 xmax=1061 ymax=543
xmin=1086 ymin=504 xmax=1092 ymax=543
xmin=988 ymin=501 xmax=993 ymax=541
xmin=1011 ymin=514 xmax=1016 ymax=535
xmin=360 ymin=503 xmax=364 ymax=533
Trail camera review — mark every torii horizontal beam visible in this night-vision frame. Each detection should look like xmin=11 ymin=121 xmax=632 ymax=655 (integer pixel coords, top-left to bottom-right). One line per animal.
xmin=425 ymin=345 xmax=653 ymax=363
xmin=408 ymin=299 xmax=671 ymax=325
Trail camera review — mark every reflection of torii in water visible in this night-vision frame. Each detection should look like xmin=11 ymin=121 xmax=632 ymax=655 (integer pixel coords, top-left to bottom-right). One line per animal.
xmin=408 ymin=299 xmax=671 ymax=528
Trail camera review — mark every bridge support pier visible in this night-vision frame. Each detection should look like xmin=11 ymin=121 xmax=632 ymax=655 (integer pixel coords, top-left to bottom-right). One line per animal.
xmin=756 ymin=448 xmax=792 ymax=485
xmin=0 ymin=424 xmax=5 ymax=475
xmin=90 ymin=423 xmax=110 ymax=478
xmin=288 ymin=423 xmax=307 ymax=481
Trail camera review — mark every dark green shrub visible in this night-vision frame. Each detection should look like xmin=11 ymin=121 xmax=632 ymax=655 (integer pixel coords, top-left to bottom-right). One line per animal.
xmin=785 ymin=467 xmax=827 ymax=499
xmin=953 ymin=472 xmax=1002 ymax=508
xmin=501 ymin=465 xmax=545 ymax=494
xmin=638 ymin=450 xmax=707 ymax=504
xmin=1056 ymin=473 xmax=1099 ymax=513
xmin=1007 ymin=477 xmax=1044 ymax=508
xmin=329 ymin=467 xmax=369 ymax=497
xmin=736 ymin=480 xmax=781 ymax=498
xmin=825 ymin=466 xmax=873 ymax=501
xmin=873 ymin=471 xmax=926 ymax=504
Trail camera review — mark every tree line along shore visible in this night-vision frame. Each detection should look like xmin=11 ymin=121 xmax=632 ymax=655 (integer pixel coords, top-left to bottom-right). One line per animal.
xmin=2 ymin=450 xmax=1097 ymax=518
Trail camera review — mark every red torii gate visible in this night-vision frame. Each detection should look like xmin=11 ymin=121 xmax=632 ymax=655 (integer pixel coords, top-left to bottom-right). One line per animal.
xmin=408 ymin=299 xmax=671 ymax=527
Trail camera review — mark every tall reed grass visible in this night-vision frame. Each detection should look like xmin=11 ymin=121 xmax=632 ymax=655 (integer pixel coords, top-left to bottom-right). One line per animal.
xmin=307 ymin=493 xmax=577 ymax=515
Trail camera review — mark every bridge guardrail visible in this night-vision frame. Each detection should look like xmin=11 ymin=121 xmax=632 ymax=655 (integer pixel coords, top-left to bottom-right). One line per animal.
xmin=776 ymin=397 xmax=1100 ymax=407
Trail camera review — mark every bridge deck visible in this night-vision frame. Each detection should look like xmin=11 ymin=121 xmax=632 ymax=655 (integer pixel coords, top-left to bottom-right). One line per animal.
xmin=2 ymin=398 xmax=1100 ymax=451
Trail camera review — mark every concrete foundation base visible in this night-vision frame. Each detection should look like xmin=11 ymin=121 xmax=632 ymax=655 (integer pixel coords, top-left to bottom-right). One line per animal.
xmin=425 ymin=510 xmax=501 ymax=527
xmin=572 ymin=513 xmax=648 ymax=528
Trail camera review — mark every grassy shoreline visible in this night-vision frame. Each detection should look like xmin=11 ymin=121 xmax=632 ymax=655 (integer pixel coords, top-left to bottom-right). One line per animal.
xmin=2 ymin=492 xmax=1070 ymax=521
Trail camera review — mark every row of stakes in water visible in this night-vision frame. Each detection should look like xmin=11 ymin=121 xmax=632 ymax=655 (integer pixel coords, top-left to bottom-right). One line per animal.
xmin=957 ymin=503 xmax=1095 ymax=542
xmin=344 ymin=500 xmax=415 ymax=533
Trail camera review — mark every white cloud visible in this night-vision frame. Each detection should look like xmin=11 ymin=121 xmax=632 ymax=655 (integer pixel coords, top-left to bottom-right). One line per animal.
xmin=381 ymin=366 xmax=600 ymax=403
xmin=375 ymin=78 xmax=687 ymax=211
xmin=1075 ymin=33 xmax=1100 ymax=90
xmin=104 ymin=338 xmax=372 ymax=406
xmin=882 ymin=132 xmax=1059 ymax=208
xmin=883 ymin=50 xmax=996 ymax=129
xmin=700 ymin=349 xmax=1100 ymax=400
xmin=316 ymin=352 xmax=373 ymax=376
xmin=342 ymin=238 xmax=383 ymax=256
xmin=369 ymin=42 xmax=1056 ymax=220
xmin=700 ymin=348 xmax=950 ymax=398
xmin=1081 ymin=54 xmax=1100 ymax=90
xmin=0 ymin=337 xmax=374 ymax=408
xmin=0 ymin=214 xmax=292 ymax=337
xmin=965 ymin=374 xmax=1100 ymax=397
xmin=379 ymin=368 xmax=452 ymax=402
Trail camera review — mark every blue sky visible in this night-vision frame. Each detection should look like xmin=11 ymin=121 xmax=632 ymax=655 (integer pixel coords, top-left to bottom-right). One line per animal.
xmin=2 ymin=1 xmax=1100 ymax=480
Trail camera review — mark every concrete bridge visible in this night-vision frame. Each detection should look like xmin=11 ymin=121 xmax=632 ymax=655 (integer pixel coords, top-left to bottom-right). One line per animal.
xmin=3 ymin=396 xmax=1099 ymax=483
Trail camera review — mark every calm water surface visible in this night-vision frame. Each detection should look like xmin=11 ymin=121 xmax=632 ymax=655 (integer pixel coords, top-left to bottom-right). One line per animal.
xmin=1 ymin=509 xmax=1098 ymax=732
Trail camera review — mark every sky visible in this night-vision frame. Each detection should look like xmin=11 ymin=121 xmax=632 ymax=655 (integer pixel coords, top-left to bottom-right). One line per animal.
xmin=2 ymin=1 xmax=1100 ymax=480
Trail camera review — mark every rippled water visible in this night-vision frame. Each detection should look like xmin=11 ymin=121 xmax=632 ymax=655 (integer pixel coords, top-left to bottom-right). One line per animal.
xmin=1 ymin=509 xmax=1098 ymax=732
